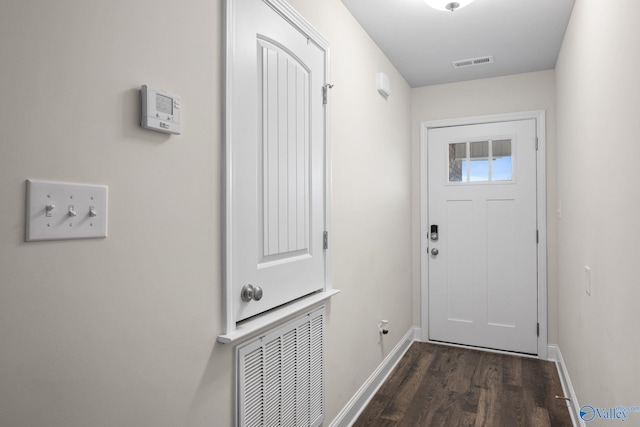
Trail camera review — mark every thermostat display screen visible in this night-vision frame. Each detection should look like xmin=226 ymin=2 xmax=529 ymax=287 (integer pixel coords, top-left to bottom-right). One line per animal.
xmin=156 ymin=94 xmax=173 ymax=115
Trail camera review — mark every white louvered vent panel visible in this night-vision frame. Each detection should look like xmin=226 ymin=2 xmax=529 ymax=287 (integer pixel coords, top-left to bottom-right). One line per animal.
xmin=281 ymin=329 xmax=297 ymax=427
xmin=242 ymin=346 xmax=264 ymax=427
xmin=237 ymin=307 xmax=325 ymax=427
xmin=296 ymin=320 xmax=311 ymax=426
xmin=264 ymin=338 xmax=282 ymax=426
xmin=309 ymin=315 xmax=324 ymax=425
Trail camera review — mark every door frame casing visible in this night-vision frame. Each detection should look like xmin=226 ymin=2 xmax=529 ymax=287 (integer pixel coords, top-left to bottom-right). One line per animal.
xmin=419 ymin=110 xmax=547 ymax=359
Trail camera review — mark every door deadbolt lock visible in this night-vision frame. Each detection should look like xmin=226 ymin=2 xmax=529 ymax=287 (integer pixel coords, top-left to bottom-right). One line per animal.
xmin=241 ymin=284 xmax=263 ymax=302
xmin=430 ymin=225 xmax=439 ymax=241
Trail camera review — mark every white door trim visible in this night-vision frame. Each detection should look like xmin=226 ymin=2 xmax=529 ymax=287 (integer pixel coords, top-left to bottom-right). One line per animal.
xmin=419 ymin=110 xmax=547 ymax=359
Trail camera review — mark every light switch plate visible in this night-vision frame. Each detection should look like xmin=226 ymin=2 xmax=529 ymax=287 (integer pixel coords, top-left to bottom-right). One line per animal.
xmin=26 ymin=179 xmax=108 ymax=241
xmin=584 ymin=265 xmax=591 ymax=295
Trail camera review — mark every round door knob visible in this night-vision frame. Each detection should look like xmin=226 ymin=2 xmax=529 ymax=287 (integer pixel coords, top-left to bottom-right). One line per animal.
xmin=241 ymin=284 xmax=255 ymax=302
xmin=241 ymin=284 xmax=263 ymax=302
xmin=431 ymin=248 xmax=439 ymax=256
xmin=253 ymin=286 xmax=263 ymax=301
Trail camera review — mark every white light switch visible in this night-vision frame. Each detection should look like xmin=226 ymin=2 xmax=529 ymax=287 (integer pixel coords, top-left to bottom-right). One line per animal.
xmin=26 ymin=180 xmax=108 ymax=241
xmin=584 ymin=266 xmax=591 ymax=296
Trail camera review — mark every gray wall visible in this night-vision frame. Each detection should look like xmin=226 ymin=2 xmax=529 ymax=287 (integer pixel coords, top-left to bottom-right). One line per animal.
xmin=556 ymin=0 xmax=640 ymax=415
xmin=0 ymin=1 xmax=413 ymax=425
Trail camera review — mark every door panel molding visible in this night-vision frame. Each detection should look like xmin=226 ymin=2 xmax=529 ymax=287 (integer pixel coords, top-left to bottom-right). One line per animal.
xmin=222 ymin=0 xmax=334 ymax=338
xmin=419 ymin=110 xmax=547 ymax=359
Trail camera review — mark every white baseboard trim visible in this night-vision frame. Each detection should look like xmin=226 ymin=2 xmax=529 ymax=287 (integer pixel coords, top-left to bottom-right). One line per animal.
xmin=549 ymin=344 xmax=584 ymax=427
xmin=328 ymin=327 xmax=419 ymax=427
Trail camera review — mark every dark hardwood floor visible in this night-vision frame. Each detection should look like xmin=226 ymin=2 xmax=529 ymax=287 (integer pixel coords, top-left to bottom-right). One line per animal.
xmin=353 ymin=342 xmax=572 ymax=427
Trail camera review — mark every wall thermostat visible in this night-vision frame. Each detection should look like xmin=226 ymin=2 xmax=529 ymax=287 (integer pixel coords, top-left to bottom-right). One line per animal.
xmin=141 ymin=85 xmax=181 ymax=134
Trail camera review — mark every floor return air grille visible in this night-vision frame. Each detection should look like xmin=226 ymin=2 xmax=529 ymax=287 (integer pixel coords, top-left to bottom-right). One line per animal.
xmin=236 ymin=307 xmax=325 ymax=427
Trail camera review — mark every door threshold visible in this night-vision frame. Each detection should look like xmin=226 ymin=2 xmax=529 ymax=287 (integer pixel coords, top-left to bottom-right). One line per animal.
xmin=423 ymin=338 xmax=540 ymax=359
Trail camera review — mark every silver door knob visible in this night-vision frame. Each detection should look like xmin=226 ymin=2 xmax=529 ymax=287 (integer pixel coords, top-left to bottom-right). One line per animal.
xmin=431 ymin=248 xmax=439 ymax=256
xmin=241 ymin=284 xmax=263 ymax=302
xmin=241 ymin=284 xmax=254 ymax=302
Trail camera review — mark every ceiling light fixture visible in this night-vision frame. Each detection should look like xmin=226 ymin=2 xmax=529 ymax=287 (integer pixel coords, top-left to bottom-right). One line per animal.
xmin=424 ymin=0 xmax=474 ymax=12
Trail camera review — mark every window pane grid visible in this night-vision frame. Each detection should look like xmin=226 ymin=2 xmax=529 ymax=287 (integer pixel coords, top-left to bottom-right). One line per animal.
xmin=448 ymin=139 xmax=512 ymax=183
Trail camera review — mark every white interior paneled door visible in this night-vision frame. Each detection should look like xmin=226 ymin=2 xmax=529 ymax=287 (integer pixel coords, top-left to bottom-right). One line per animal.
xmin=427 ymin=119 xmax=539 ymax=354
xmin=225 ymin=0 xmax=330 ymax=324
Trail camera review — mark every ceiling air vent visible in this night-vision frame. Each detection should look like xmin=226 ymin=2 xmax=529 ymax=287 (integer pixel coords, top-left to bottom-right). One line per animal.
xmin=452 ymin=55 xmax=494 ymax=69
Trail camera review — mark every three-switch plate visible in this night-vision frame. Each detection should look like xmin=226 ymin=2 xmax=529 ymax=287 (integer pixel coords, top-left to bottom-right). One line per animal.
xmin=26 ymin=179 xmax=108 ymax=241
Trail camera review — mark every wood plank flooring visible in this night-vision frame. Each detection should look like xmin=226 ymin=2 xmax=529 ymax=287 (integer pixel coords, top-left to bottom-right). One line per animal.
xmin=353 ymin=342 xmax=572 ymax=427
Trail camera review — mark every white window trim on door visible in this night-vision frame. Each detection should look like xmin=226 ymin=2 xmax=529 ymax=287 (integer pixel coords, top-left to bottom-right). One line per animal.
xmin=219 ymin=0 xmax=336 ymax=344
xmin=419 ymin=110 xmax=548 ymax=360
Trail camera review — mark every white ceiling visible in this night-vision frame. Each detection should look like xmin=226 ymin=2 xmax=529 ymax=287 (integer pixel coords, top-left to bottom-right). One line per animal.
xmin=341 ymin=0 xmax=575 ymax=87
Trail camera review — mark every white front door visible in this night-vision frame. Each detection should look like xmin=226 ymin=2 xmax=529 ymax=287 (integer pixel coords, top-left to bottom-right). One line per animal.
xmin=427 ymin=119 xmax=538 ymax=354
xmin=225 ymin=0 xmax=329 ymax=322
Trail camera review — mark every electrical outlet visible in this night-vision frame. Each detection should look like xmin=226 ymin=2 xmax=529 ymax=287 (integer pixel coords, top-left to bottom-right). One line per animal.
xmin=26 ymin=179 xmax=108 ymax=241
xmin=379 ymin=320 xmax=389 ymax=335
